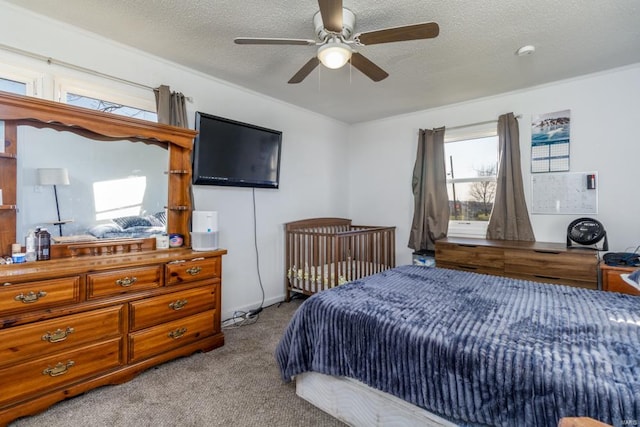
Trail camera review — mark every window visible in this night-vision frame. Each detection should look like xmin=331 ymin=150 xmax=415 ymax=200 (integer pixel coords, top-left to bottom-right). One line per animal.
xmin=66 ymin=93 xmax=157 ymax=121
xmin=57 ymin=78 xmax=157 ymax=121
xmin=445 ymin=125 xmax=498 ymax=238
xmin=0 ymin=77 xmax=27 ymax=95
xmin=0 ymin=64 xmax=44 ymax=97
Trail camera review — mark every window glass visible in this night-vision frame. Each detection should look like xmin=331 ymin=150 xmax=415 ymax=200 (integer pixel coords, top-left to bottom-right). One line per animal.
xmin=66 ymin=93 xmax=157 ymax=121
xmin=444 ymin=134 xmax=498 ymax=237
xmin=0 ymin=77 xmax=27 ymax=95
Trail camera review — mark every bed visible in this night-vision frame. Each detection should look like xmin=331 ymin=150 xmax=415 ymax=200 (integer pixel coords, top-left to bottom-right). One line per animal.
xmin=276 ymin=265 xmax=640 ymax=426
xmin=284 ymin=218 xmax=396 ymax=300
xmin=86 ymin=212 xmax=167 ymax=239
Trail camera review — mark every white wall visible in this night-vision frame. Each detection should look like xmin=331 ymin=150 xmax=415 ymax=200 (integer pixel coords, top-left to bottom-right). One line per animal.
xmin=0 ymin=2 xmax=350 ymax=319
xmin=348 ymin=64 xmax=640 ymax=265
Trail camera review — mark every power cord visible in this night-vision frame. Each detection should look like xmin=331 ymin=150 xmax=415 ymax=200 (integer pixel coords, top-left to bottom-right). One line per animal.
xmin=249 ymin=187 xmax=265 ymax=316
xmin=221 ymin=299 xmax=287 ymax=329
xmin=223 ymin=188 xmax=265 ymax=328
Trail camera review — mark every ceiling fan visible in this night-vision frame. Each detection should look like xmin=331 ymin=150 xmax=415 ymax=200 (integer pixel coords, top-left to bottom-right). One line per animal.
xmin=234 ymin=0 xmax=439 ymax=84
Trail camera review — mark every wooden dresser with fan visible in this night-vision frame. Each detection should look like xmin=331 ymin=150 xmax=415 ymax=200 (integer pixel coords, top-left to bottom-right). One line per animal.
xmin=435 ymin=238 xmax=599 ymax=289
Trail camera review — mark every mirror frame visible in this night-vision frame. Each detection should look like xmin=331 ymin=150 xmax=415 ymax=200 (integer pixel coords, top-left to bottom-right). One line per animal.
xmin=0 ymin=91 xmax=196 ymax=257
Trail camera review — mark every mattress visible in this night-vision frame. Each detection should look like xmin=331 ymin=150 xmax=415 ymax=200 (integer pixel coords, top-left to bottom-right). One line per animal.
xmin=276 ymin=265 xmax=640 ymax=426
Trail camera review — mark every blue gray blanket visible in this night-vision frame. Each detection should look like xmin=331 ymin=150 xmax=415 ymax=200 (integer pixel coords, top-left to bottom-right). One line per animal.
xmin=276 ymin=265 xmax=640 ymax=426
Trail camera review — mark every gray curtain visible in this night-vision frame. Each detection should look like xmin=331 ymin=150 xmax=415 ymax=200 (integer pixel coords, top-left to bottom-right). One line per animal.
xmin=154 ymin=85 xmax=188 ymax=127
xmin=486 ymin=113 xmax=535 ymax=241
xmin=408 ymin=127 xmax=449 ymax=251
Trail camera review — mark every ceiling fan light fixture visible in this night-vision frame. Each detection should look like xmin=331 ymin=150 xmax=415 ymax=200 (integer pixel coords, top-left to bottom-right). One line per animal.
xmin=317 ymin=41 xmax=352 ymax=69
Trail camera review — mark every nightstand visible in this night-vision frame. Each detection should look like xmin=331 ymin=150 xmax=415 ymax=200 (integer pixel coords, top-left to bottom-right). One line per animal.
xmin=599 ymin=261 xmax=640 ymax=296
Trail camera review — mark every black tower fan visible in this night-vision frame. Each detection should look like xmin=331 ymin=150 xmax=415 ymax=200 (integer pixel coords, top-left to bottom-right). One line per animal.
xmin=566 ymin=217 xmax=608 ymax=250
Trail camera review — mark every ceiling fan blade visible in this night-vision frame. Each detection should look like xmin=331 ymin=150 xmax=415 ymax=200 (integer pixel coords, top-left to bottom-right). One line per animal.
xmin=234 ymin=37 xmax=317 ymax=46
xmin=288 ymin=57 xmax=320 ymax=84
xmin=355 ymin=22 xmax=439 ymax=45
xmin=318 ymin=0 xmax=343 ymax=33
xmin=350 ymin=52 xmax=389 ymax=82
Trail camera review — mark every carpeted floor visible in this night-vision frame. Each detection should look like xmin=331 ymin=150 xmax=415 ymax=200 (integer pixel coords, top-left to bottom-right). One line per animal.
xmin=10 ymin=298 xmax=345 ymax=427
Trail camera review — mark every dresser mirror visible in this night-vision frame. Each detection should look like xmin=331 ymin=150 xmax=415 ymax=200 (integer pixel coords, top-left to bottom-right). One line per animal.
xmin=17 ymin=126 xmax=168 ymax=241
xmin=0 ymin=91 xmax=196 ymax=257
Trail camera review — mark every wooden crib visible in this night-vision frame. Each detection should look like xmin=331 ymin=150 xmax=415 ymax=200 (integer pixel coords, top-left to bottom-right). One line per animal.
xmin=284 ymin=218 xmax=396 ymax=300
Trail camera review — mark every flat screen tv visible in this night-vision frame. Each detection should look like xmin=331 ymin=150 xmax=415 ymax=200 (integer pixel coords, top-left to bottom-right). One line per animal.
xmin=192 ymin=112 xmax=282 ymax=189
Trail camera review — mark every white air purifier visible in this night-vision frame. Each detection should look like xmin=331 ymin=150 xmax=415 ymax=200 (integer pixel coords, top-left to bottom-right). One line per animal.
xmin=191 ymin=211 xmax=219 ymax=251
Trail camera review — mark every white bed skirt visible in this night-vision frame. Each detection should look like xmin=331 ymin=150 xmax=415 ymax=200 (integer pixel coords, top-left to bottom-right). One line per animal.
xmin=296 ymin=372 xmax=457 ymax=427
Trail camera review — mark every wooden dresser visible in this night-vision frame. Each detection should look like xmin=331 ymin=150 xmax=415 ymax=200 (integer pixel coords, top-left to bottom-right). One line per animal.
xmin=599 ymin=262 xmax=640 ymax=296
xmin=435 ymin=237 xmax=598 ymax=289
xmin=0 ymin=91 xmax=228 ymax=424
xmin=0 ymin=248 xmax=226 ymax=424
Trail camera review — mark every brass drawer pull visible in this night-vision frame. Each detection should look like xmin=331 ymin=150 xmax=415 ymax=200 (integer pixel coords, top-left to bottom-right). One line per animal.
xmin=115 ymin=276 xmax=137 ymax=287
xmin=169 ymin=299 xmax=188 ymax=310
xmin=42 ymin=360 xmax=75 ymax=377
xmin=42 ymin=327 xmax=75 ymax=343
xmin=14 ymin=290 xmax=47 ymax=303
xmin=168 ymin=327 xmax=187 ymax=339
xmin=186 ymin=266 xmax=202 ymax=276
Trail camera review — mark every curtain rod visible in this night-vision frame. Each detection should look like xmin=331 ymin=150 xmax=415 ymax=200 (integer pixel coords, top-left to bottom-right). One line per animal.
xmin=0 ymin=43 xmax=192 ymax=102
xmin=446 ymin=114 xmax=522 ymax=131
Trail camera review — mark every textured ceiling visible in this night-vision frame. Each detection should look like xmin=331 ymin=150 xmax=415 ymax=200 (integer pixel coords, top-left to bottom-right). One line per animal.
xmin=5 ymin=0 xmax=640 ymax=123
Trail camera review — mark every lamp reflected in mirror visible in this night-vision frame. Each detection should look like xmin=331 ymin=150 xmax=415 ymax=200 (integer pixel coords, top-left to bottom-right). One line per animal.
xmin=37 ymin=168 xmax=71 ymax=236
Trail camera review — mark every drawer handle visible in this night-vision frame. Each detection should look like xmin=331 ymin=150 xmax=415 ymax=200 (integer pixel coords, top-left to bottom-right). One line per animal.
xmin=168 ymin=327 xmax=187 ymax=339
xmin=42 ymin=327 xmax=75 ymax=343
xmin=14 ymin=290 xmax=47 ymax=303
xmin=186 ymin=266 xmax=202 ymax=276
xmin=169 ymin=299 xmax=188 ymax=310
xmin=115 ymin=276 xmax=138 ymax=287
xmin=42 ymin=360 xmax=75 ymax=377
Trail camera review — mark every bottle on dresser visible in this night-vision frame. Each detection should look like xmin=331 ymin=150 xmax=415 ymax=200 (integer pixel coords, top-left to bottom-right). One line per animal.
xmin=25 ymin=229 xmax=36 ymax=262
xmin=35 ymin=228 xmax=51 ymax=261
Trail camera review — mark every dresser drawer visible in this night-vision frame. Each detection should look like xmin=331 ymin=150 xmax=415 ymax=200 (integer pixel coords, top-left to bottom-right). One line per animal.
xmin=0 ymin=305 xmax=123 ymax=368
xmin=504 ymin=249 xmax=597 ymax=283
xmin=87 ymin=265 xmax=162 ymax=298
xmin=0 ymin=276 xmax=80 ymax=314
xmin=129 ymin=286 xmax=216 ymax=331
xmin=0 ymin=337 xmax=122 ymax=406
xmin=128 ymin=310 xmax=216 ymax=363
xmin=435 ymin=243 xmax=504 ymax=270
xmin=166 ymin=257 xmax=218 ymax=286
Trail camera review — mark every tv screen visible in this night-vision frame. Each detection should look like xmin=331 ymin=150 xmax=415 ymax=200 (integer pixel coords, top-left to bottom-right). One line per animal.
xmin=192 ymin=112 xmax=282 ymax=189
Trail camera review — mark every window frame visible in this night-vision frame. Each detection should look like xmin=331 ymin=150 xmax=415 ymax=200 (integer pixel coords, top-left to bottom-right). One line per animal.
xmin=55 ymin=77 xmax=157 ymax=120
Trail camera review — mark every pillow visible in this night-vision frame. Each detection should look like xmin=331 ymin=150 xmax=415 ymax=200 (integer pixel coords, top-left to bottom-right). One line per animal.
xmin=87 ymin=222 xmax=123 ymax=238
xmin=153 ymin=211 xmax=167 ymax=225
xmin=146 ymin=215 xmax=165 ymax=227
xmin=112 ymin=215 xmax=153 ymax=229
xmin=621 ymin=269 xmax=640 ymax=290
